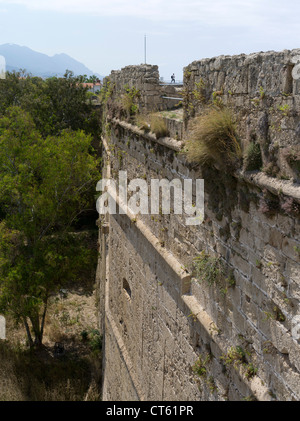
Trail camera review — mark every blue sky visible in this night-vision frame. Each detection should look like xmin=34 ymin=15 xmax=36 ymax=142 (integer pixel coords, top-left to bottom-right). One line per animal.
xmin=0 ymin=0 xmax=300 ymax=80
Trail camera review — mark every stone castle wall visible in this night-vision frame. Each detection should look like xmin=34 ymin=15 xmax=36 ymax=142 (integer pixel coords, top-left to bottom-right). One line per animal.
xmin=97 ymin=50 xmax=300 ymax=401
xmin=104 ymin=64 xmax=181 ymax=113
xmin=183 ymin=49 xmax=300 ymax=181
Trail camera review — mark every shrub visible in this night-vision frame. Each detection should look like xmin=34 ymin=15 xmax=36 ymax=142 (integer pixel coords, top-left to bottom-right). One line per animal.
xmin=192 ymin=353 xmax=211 ymax=378
xmin=221 ymin=346 xmax=246 ymax=368
xmin=192 ymin=251 xmax=224 ymax=285
xmin=244 ymin=142 xmax=262 ymax=171
xmin=89 ymin=330 xmax=102 ymax=352
xmin=184 ymin=107 xmax=241 ymax=169
xmin=120 ymin=85 xmax=140 ymax=120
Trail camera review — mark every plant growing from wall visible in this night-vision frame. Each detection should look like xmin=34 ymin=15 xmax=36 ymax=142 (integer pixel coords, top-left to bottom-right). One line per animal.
xmin=259 ymin=86 xmax=265 ymax=100
xmin=278 ymin=104 xmax=290 ymax=116
xmin=251 ymin=98 xmax=260 ymax=107
xmin=192 ymin=251 xmax=236 ymax=299
xmin=184 ymin=69 xmax=192 ymax=80
xmin=245 ymin=363 xmax=258 ymax=380
xmin=244 ymin=142 xmax=263 ymax=171
xmin=212 ymin=88 xmax=224 ymax=108
xmin=192 ymin=353 xmax=211 ymax=378
xmin=192 ymin=353 xmax=218 ymax=394
xmin=192 ymin=79 xmax=206 ymax=105
xmin=221 ymin=345 xmax=247 ymax=368
xmin=121 ymin=85 xmax=141 ymax=120
xmin=149 ymin=114 xmax=169 ymax=139
xmin=192 ymin=251 xmax=224 ymax=286
xmin=263 ymin=304 xmax=285 ymax=323
xmin=184 ymin=106 xmax=241 ymax=170
xmin=135 ymin=113 xmax=151 ymax=133
xmin=220 ymin=346 xmax=258 ymax=380
xmin=99 ymin=78 xmax=115 ymax=106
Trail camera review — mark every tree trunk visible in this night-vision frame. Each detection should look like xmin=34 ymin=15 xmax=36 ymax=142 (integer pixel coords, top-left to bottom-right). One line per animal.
xmin=29 ymin=314 xmax=43 ymax=348
xmin=40 ymin=298 xmax=48 ymax=345
xmin=30 ymin=298 xmax=48 ymax=347
xmin=23 ymin=317 xmax=34 ymax=348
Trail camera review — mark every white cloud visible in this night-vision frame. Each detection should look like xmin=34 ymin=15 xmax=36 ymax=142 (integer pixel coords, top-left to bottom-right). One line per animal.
xmin=0 ymin=0 xmax=274 ymax=27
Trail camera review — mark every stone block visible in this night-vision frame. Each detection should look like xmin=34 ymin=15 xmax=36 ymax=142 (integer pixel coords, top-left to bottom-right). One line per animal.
xmin=282 ymin=237 xmax=300 ymax=262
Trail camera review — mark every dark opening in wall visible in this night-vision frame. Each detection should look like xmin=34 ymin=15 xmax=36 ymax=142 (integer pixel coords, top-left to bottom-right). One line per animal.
xmin=123 ymin=278 xmax=132 ymax=299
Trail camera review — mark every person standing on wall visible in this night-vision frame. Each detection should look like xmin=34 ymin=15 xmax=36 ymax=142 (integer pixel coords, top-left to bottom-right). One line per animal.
xmin=171 ymin=73 xmax=175 ymax=83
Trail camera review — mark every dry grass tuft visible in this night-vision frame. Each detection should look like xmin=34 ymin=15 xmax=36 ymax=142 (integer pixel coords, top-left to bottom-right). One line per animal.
xmin=135 ymin=113 xmax=169 ymax=139
xmin=149 ymin=114 xmax=169 ymax=139
xmin=184 ymin=107 xmax=241 ymax=169
xmin=135 ymin=113 xmax=151 ymax=132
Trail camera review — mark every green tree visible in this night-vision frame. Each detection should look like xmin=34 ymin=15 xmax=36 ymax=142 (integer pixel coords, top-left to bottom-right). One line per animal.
xmin=0 ymin=107 xmax=100 ymax=347
xmin=86 ymin=75 xmax=99 ymax=84
xmin=0 ymin=70 xmax=101 ymax=138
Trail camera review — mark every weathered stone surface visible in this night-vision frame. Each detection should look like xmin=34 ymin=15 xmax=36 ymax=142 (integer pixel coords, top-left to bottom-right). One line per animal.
xmin=99 ymin=50 xmax=300 ymax=402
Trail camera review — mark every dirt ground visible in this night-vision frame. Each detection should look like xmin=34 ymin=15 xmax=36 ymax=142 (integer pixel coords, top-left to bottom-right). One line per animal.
xmin=0 ymin=280 xmax=102 ymax=401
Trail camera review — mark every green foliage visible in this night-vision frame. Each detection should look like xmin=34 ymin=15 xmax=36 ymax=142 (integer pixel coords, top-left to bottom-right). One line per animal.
xmin=192 ymin=353 xmax=211 ymax=378
xmin=88 ymin=329 xmax=103 ymax=352
xmin=245 ymin=363 xmax=258 ymax=380
xmin=184 ymin=106 xmax=241 ymax=170
xmin=278 ymin=104 xmax=290 ymax=116
xmin=220 ymin=346 xmax=247 ymax=369
xmin=244 ymin=142 xmax=262 ymax=171
xmin=192 ymin=353 xmax=218 ymax=394
xmin=273 ymin=306 xmax=286 ymax=322
xmin=84 ymin=75 xmax=100 ymax=84
xmin=0 ymin=107 xmax=99 ymax=347
xmin=192 ymin=79 xmax=206 ymax=104
xmin=121 ymin=85 xmax=140 ymax=118
xmin=192 ymin=251 xmax=224 ymax=285
xmin=212 ymin=88 xmax=224 ymax=108
xmin=0 ymin=70 xmax=101 ymax=137
xmin=184 ymin=70 xmax=192 ymax=79
xmin=99 ymin=78 xmax=115 ymax=105
xmin=220 ymin=346 xmax=258 ymax=380
xmin=259 ymin=86 xmax=265 ymax=99
xmin=81 ymin=328 xmax=102 ymax=352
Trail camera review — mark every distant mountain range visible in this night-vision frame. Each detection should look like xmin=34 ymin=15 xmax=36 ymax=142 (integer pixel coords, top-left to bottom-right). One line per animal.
xmin=0 ymin=44 xmax=104 ymax=79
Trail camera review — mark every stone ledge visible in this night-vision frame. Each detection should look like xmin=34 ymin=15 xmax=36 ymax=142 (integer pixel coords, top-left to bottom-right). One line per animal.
xmin=106 ymin=184 xmax=191 ymax=295
xmin=111 ymin=118 xmax=183 ymax=152
xmin=236 ymin=170 xmax=300 ymax=202
xmin=108 ymin=119 xmax=300 ymax=203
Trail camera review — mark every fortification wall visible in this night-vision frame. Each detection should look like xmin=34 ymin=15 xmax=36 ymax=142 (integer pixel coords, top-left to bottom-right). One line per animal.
xmin=98 ymin=50 xmax=300 ymax=401
xmin=184 ymin=49 xmax=300 ymax=181
xmin=104 ymin=64 xmax=181 ymax=113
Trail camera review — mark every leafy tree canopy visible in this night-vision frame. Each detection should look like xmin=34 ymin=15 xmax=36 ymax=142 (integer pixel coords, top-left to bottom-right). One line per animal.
xmin=0 ymin=70 xmax=102 ymax=138
xmin=0 ymin=107 xmax=100 ymax=347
